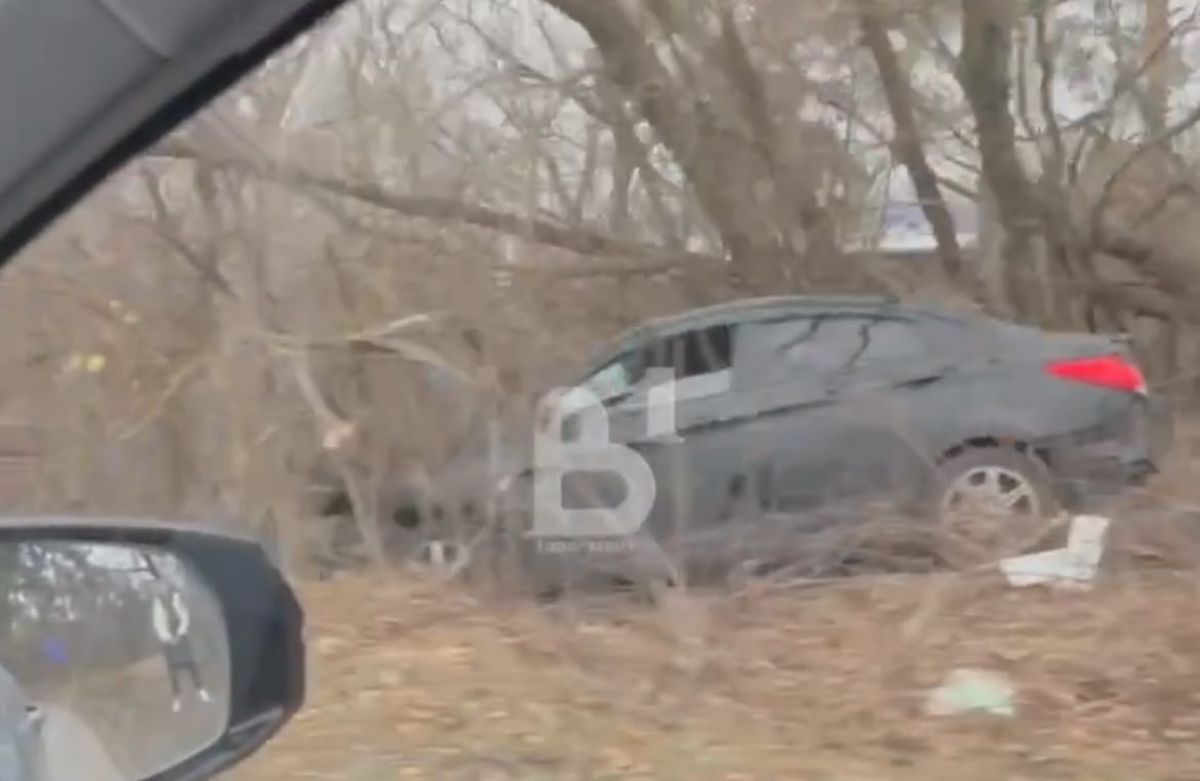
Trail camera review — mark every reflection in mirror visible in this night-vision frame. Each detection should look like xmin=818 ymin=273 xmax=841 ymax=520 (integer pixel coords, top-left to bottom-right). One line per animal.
xmin=0 ymin=542 xmax=229 ymax=781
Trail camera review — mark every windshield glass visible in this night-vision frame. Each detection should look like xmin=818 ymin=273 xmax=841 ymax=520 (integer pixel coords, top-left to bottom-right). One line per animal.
xmin=3 ymin=0 xmax=1198 ymax=779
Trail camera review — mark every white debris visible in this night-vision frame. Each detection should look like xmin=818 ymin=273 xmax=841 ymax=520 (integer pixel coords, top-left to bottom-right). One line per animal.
xmin=1000 ymin=514 xmax=1110 ymax=590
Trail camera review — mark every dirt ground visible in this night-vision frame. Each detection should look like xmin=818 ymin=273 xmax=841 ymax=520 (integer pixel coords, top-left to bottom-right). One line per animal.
xmin=230 ymin=428 xmax=1200 ymax=781
xmin=232 ymin=544 xmax=1200 ymax=781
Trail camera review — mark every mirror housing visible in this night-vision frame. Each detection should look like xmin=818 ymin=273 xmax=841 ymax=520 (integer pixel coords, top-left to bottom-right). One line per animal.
xmin=0 ymin=518 xmax=304 ymax=781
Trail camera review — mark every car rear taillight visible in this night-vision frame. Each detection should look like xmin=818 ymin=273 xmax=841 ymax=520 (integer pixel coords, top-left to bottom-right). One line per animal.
xmin=1045 ymin=354 xmax=1148 ymax=395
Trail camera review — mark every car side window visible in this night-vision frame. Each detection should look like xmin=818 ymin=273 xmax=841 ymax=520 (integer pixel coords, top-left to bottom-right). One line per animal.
xmin=621 ymin=324 xmax=735 ymax=406
xmin=647 ymin=325 xmax=733 ymax=379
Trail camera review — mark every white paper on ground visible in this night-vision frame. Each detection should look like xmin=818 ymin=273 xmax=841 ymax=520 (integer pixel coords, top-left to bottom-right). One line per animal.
xmin=999 ymin=515 xmax=1110 ymax=589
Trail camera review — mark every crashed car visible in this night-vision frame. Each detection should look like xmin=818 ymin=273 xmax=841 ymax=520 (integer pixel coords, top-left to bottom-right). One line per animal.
xmin=332 ymin=295 xmax=1172 ymax=588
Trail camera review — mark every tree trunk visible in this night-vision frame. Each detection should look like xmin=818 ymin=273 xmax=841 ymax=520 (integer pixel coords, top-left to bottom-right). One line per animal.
xmin=859 ymin=0 xmax=965 ymax=285
xmin=543 ymin=0 xmax=846 ymax=291
xmin=957 ymin=0 xmax=1045 ymax=321
xmin=1143 ymin=0 xmax=1171 ymax=132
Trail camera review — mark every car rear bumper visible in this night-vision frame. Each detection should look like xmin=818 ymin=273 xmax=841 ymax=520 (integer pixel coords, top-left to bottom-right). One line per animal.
xmin=1041 ymin=394 xmax=1172 ymax=506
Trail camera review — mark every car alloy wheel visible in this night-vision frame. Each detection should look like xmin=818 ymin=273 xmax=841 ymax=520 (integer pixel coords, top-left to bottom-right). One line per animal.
xmin=941 ymin=465 xmax=1042 ymax=517
xmin=935 ymin=446 xmax=1060 ymax=565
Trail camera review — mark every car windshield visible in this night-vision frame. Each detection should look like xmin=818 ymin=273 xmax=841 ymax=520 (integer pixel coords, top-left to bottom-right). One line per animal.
xmin=3 ymin=0 xmax=1198 ymax=779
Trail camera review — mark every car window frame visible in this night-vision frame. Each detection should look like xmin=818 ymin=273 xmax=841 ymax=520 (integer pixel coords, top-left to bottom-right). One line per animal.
xmin=639 ymin=323 xmax=734 ymax=403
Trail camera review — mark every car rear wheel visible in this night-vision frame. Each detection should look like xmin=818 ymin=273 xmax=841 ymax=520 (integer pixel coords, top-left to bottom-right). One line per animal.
xmin=935 ymin=446 xmax=1060 ymax=564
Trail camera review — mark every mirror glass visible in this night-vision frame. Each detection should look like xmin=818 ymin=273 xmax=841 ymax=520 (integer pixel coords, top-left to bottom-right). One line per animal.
xmin=0 ymin=541 xmax=229 ymax=781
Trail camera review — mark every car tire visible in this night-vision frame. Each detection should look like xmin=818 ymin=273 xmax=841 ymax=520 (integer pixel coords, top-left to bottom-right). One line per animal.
xmin=934 ymin=446 xmax=1061 ymax=565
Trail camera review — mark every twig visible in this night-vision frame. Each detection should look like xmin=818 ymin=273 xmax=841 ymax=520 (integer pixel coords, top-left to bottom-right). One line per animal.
xmin=115 ymin=355 xmax=208 ymax=442
xmin=1090 ymin=100 xmax=1200 ymax=237
xmin=138 ymin=170 xmax=238 ymax=299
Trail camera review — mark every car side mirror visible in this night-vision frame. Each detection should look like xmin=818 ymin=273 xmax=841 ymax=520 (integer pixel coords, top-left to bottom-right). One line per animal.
xmin=0 ymin=519 xmax=304 ymax=781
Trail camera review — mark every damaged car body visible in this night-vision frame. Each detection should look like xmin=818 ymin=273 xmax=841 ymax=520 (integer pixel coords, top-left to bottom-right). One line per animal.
xmin=321 ymin=295 xmax=1172 ymax=589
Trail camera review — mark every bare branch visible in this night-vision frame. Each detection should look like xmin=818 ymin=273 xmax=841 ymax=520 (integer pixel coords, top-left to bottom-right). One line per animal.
xmin=1034 ymin=3 xmax=1066 ymax=183
xmin=1090 ymin=100 xmax=1200 ymax=235
xmin=139 ymin=169 xmax=238 ymax=299
xmin=934 ymin=175 xmax=979 ymax=201
xmin=148 ymin=139 xmax=720 ymax=266
xmin=1071 ymin=3 xmax=1200 ymax=133
xmin=1013 ymin=19 xmax=1039 ymax=146
xmin=1142 ymin=0 xmax=1172 ymax=131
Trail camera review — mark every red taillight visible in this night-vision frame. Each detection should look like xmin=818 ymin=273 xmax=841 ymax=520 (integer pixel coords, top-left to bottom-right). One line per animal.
xmin=1045 ymin=354 xmax=1147 ymax=395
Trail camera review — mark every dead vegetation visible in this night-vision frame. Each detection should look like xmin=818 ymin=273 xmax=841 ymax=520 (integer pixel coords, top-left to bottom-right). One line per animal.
xmin=3 ymin=1 xmax=1200 ymax=775
xmin=231 ymin=452 xmax=1200 ymax=780
xmin=234 ymin=527 xmax=1200 ymax=780
xmin=2 ymin=0 xmax=1200 ymax=572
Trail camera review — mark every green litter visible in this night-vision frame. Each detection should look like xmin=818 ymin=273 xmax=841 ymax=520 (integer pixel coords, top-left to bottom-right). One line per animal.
xmin=925 ymin=668 xmax=1016 ymax=717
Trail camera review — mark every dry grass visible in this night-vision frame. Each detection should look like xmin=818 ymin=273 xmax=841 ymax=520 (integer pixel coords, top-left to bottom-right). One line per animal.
xmin=233 ymin=437 xmax=1200 ymax=780
xmin=233 ymin=543 xmax=1200 ymax=781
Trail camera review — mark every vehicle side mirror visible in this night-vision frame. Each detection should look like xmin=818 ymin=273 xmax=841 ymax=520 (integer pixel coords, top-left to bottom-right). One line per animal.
xmin=0 ymin=519 xmax=304 ymax=781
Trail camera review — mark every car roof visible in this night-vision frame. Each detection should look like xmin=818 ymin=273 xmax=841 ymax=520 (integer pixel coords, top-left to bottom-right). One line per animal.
xmin=592 ymin=295 xmax=969 ymax=366
xmin=636 ymin=294 xmax=900 ymax=333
